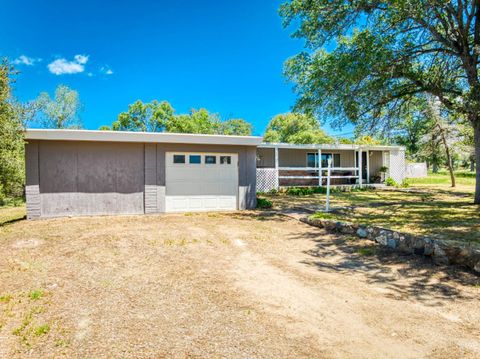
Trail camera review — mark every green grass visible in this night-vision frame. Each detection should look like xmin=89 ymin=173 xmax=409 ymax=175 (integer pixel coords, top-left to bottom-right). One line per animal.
xmin=0 ymin=202 xmax=26 ymax=225
xmin=267 ymin=173 xmax=480 ymax=248
xmin=28 ymin=290 xmax=44 ymax=301
xmin=356 ymin=246 xmax=377 ymax=256
xmin=0 ymin=294 xmax=13 ymax=303
xmin=409 ymin=171 xmax=476 ymax=187
xmin=34 ymin=324 xmax=50 ymax=336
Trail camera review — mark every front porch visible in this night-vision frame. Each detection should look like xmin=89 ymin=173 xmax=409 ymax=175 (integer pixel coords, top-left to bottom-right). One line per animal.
xmin=256 ymin=144 xmax=390 ymax=192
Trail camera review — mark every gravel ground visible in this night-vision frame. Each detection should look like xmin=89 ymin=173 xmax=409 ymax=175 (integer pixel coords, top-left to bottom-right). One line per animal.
xmin=0 ymin=211 xmax=479 ymax=358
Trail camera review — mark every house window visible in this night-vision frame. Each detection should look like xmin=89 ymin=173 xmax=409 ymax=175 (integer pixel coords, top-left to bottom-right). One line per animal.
xmin=321 ymin=153 xmax=341 ymax=168
xmin=173 ymin=155 xmax=185 ymax=164
xmin=189 ymin=155 xmax=201 ymax=164
xmin=220 ymin=156 xmax=231 ymax=164
xmin=205 ymin=155 xmax=216 ymax=164
xmin=306 ymin=153 xmax=318 ymax=167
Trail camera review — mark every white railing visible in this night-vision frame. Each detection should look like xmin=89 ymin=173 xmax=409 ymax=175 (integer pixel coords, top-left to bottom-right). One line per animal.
xmin=278 ymin=167 xmax=360 ymax=180
xmin=256 ymin=166 xmax=364 ymax=191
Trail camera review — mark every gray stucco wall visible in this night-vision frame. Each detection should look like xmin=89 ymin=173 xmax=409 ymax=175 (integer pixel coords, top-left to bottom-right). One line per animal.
xmin=25 ymin=140 xmax=257 ymax=218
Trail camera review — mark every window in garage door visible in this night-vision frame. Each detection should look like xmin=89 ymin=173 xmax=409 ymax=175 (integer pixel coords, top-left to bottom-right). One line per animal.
xmin=165 ymin=152 xmax=238 ymax=212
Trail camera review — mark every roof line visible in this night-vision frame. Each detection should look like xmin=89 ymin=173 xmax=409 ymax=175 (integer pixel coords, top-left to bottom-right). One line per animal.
xmin=24 ymin=129 xmax=263 ymax=146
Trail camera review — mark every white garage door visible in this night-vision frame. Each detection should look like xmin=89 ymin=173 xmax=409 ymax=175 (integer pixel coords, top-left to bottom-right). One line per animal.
xmin=165 ymin=152 xmax=238 ymax=212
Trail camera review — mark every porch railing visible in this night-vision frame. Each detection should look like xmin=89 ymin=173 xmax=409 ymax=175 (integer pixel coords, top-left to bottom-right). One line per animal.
xmin=278 ymin=167 xmax=360 ymax=180
xmin=256 ymin=166 xmax=364 ymax=192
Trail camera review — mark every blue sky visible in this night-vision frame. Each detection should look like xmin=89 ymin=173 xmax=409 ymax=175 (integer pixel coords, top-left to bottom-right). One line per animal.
xmin=1 ymin=0 xmax=352 ymax=137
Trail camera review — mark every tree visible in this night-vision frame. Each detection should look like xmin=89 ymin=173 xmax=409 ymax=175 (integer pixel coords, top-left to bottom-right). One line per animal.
xmin=0 ymin=59 xmax=24 ymax=201
xmin=281 ymin=0 xmax=480 ymax=203
xmin=424 ymin=97 xmax=463 ymax=186
xmin=354 ymin=135 xmax=382 ymax=146
xmin=263 ymin=112 xmax=334 ymax=144
xmin=36 ymin=85 xmax=82 ymax=128
xmin=165 ymin=108 xmax=221 ymax=134
xmin=110 ymin=100 xmax=174 ymax=132
xmin=109 ymin=100 xmax=253 ymax=135
xmin=220 ymin=118 xmax=253 ymax=136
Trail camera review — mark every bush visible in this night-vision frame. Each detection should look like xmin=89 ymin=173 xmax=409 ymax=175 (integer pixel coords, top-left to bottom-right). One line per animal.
xmin=286 ymin=187 xmax=315 ymax=196
xmin=385 ymin=177 xmax=397 ymax=186
xmin=399 ymin=178 xmax=410 ymax=188
xmin=268 ymin=188 xmax=279 ymax=195
xmin=256 ymin=197 xmax=273 ymax=209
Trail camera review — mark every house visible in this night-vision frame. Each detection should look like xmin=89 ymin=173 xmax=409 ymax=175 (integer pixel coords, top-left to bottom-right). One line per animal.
xmin=24 ymin=129 xmax=406 ymax=219
xmin=25 ymin=129 xmax=262 ymax=219
xmin=256 ymin=143 xmax=406 ymax=192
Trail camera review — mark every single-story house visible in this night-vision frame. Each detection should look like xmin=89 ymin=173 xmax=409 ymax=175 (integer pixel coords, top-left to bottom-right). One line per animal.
xmin=24 ymin=129 xmax=406 ymax=219
xmin=25 ymin=129 xmax=261 ymax=219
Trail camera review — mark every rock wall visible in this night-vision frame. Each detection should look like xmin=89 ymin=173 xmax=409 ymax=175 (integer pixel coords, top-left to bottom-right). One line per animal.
xmin=301 ymin=217 xmax=480 ymax=274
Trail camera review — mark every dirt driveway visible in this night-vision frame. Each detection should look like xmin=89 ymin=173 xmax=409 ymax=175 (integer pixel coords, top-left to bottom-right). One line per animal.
xmin=0 ymin=211 xmax=479 ymax=358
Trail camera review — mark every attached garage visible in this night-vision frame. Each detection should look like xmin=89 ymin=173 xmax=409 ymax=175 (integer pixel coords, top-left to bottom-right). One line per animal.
xmin=165 ymin=152 xmax=238 ymax=212
xmin=25 ymin=129 xmax=262 ymax=219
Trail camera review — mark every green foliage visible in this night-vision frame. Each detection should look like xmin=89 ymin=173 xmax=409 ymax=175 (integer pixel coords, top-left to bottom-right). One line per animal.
xmin=400 ymin=179 xmax=410 ymax=188
xmin=36 ymin=85 xmax=82 ymax=128
xmin=108 ymin=100 xmax=253 ymax=136
xmin=379 ymin=166 xmax=388 ymax=173
xmin=220 ymin=118 xmax=253 ymax=136
xmin=0 ymin=59 xmax=25 ymax=201
xmin=280 ymin=0 xmax=480 ymax=200
xmin=356 ymin=246 xmax=376 ymax=256
xmin=385 ymin=177 xmax=397 ymax=187
xmin=28 ymin=289 xmax=44 ymax=300
xmin=166 ymin=108 xmax=221 ymax=134
xmin=256 ymin=197 xmax=273 ymax=209
xmin=354 ymin=135 xmax=381 ymax=145
xmin=111 ymin=100 xmax=173 ymax=132
xmin=263 ymin=112 xmax=334 ymax=144
xmin=33 ymin=324 xmax=50 ymax=336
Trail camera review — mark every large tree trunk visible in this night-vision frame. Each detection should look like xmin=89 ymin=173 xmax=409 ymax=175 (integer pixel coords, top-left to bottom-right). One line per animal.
xmin=474 ymin=121 xmax=480 ymax=204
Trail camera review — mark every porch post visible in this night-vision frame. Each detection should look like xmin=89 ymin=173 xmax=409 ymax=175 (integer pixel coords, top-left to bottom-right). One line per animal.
xmin=317 ymin=148 xmax=322 ymax=186
xmin=274 ymin=146 xmax=279 ymax=189
xmin=366 ymin=149 xmax=370 ymax=184
xmin=358 ymin=148 xmax=363 ymax=187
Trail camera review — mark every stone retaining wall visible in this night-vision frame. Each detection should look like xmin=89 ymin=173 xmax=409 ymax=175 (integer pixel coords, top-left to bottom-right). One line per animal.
xmin=301 ymin=217 xmax=480 ymax=274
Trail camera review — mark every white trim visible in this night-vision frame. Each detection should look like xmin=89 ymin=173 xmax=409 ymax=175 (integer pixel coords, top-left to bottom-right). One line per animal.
xmin=260 ymin=142 xmax=405 ymax=151
xmin=25 ymin=129 xmax=263 ymax=146
xmin=358 ymin=150 xmax=363 ymax=187
xmin=366 ymin=150 xmax=370 ymax=184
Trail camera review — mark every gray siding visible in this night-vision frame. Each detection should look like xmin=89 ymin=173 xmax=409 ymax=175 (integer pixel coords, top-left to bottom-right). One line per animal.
xmin=25 ymin=140 xmax=257 ymax=218
xmin=262 ymin=148 xmax=356 ymax=168
xmin=36 ymin=141 xmax=144 ymax=217
xmin=25 ymin=141 xmax=40 ymax=219
xmin=369 ymin=151 xmax=384 ymax=176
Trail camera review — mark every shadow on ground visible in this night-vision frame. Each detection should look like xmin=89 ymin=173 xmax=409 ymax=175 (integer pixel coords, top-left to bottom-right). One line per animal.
xmin=266 ymin=212 xmax=480 ymax=305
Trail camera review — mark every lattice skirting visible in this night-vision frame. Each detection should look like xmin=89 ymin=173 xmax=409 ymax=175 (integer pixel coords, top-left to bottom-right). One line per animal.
xmin=256 ymin=168 xmax=278 ymax=193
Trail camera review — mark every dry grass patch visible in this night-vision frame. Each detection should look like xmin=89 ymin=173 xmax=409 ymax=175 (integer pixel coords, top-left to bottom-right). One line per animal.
xmin=0 ymin=211 xmax=479 ymax=358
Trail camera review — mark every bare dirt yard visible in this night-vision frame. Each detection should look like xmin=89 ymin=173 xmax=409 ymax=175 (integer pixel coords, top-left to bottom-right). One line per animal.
xmin=0 ymin=211 xmax=479 ymax=358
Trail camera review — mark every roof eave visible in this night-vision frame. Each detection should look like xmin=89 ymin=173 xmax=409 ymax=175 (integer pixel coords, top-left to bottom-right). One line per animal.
xmin=25 ymin=129 xmax=263 ymax=146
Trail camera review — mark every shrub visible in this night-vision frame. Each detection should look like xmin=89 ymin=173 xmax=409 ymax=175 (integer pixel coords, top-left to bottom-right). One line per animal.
xmin=399 ymin=178 xmax=410 ymax=188
xmin=385 ymin=177 xmax=397 ymax=186
xmin=256 ymin=197 xmax=273 ymax=209
xmin=286 ymin=187 xmax=314 ymax=196
xmin=268 ymin=188 xmax=279 ymax=195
